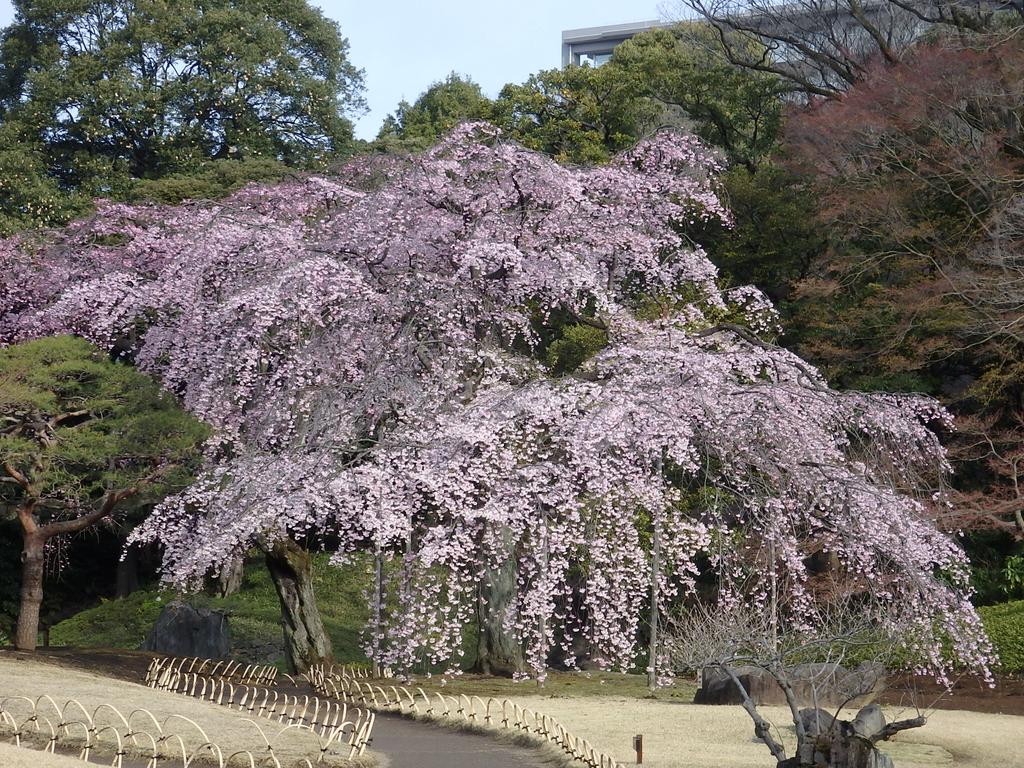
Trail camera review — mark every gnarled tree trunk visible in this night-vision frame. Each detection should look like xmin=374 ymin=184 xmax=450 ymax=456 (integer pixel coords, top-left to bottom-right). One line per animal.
xmin=10 ymin=487 xmax=135 ymax=652
xmin=474 ymin=554 xmax=524 ymax=676
xmin=14 ymin=532 xmax=45 ymax=651
xmin=788 ymin=705 xmax=920 ymax=768
xmin=217 ymin=555 xmax=245 ymax=598
xmin=262 ymin=538 xmax=332 ymax=673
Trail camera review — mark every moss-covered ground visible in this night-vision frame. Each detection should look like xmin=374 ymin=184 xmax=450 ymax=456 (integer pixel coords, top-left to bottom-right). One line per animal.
xmin=49 ymin=553 xmax=373 ymax=667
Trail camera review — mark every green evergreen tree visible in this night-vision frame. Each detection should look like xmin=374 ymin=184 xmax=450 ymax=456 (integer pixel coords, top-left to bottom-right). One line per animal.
xmin=0 ymin=0 xmax=365 ymax=200
xmin=493 ymin=63 xmax=653 ymax=164
xmin=0 ymin=123 xmax=89 ymax=235
xmin=0 ymin=336 xmax=208 ymax=650
xmin=612 ymin=26 xmax=784 ymax=171
xmin=377 ymin=72 xmax=492 ymax=150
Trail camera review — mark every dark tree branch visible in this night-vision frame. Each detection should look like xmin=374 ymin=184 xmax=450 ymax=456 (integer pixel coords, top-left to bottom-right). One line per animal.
xmin=871 ymin=715 xmax=927 ymax=742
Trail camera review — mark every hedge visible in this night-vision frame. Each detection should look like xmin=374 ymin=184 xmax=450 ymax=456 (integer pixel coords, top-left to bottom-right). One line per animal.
xmin=980 ymin=600 xmax=1024 ymax=673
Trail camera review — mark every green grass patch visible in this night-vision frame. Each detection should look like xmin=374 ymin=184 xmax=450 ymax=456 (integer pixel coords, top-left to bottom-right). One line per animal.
xmin=48 ymin=589 xmax=165 ymax=650
xmin=979 ymin=599 xmax=1024 ymax=673
xmin=50 ymin=554 xmax=373 ymax=667
xmin=416 ymin=670 xmax=699 ymax=702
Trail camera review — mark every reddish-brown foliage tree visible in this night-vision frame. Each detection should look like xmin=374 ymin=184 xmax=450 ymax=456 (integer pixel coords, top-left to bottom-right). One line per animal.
xmin=783 ymin=39 xmax=1024 ymax=568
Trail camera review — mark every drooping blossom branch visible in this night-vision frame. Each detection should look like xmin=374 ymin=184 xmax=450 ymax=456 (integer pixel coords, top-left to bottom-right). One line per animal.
xmin=0 ymin=122 xmax=993 ymax=683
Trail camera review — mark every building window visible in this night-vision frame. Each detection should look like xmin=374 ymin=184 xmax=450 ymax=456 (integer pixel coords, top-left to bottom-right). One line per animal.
xmin=579 ymin=52 xmax=613 ymax=67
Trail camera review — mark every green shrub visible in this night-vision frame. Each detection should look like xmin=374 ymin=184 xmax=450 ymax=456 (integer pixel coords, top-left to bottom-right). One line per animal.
xmin=979 ymin=600 xmax=1024 ymax=673
xmin=545 ymin=324 xmax=608 ymax=374
xmin=128 ymin=158 xmax=289 ymax=205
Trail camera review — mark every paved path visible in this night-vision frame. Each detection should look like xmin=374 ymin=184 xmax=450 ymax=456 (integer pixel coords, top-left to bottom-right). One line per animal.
xmin=370 ymin=712 xmax=554 ymax=768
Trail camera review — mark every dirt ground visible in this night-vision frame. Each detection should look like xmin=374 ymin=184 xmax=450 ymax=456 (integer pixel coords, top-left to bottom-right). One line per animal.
xmin=0 ymin=741 xmax=94 ymax=768
xmin=0 ymin=650 xmax=557 ymax=768
xmin=508 ymin=695 xmax=1024 ymax=768
xmin=879 ymin=672 xmax=1024 ymax=716
xmin=2 ymin=646 xmax=159 ymax=682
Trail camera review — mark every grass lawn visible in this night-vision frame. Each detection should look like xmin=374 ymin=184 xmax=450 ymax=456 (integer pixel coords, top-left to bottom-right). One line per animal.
xmin=496 ymin=695 xmax=1024 ymax=768
xmin=0 ymin=657 xmax=371 ymax=766
xmin=0 ymin=742 xmax=89 ymax=768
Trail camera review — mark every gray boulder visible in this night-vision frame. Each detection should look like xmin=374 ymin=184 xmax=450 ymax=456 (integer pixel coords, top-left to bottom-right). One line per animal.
xmin=799 ymin=707 xmax=838 ymax=737
xmin=695 ymin=665 xmax=782 ymax=705
xmin=850 ymin=704 xmax=887 ymax=740
xmin=142 ymin=600 xmax=230 ymax=658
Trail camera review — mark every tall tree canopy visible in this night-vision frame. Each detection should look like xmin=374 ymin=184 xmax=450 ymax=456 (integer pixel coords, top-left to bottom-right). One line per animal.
xmin=1 ymin=124 xmax=993 ymax=691
xmin=492 ymin=63 xmax=654 ymax=164
xmin=376 ymin=72 xmax=492 ymax=150
xmin=0 ymin=122 xmax=89 ymax=235
xmin=0 ymin=335 xmax=207 ymax=650
xmin=611 ymin=26 xmax=783 ymax=170
xmin=671 ymin=0 xmax=1022 ymax=98
xmin=780 ymin=38 xmax=1024 ymax=591
xmin=485 ymin=26 xmax=783 ymax=169
xmin=0 ymin=0 xmax=365 ymax=196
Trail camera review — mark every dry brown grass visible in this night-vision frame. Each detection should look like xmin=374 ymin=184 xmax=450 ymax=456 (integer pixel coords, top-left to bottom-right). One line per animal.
xmin=508 ymin=695 xmax=1024 ymax=768
xmin=0 ymin=741 xmax=91 ymax=768
xmin=0 ymin=658 xmax=372 ymax=767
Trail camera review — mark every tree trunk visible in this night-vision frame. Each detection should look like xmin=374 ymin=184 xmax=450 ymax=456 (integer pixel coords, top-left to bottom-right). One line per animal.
xmin=14 ymin=533 xmax=45 ymax=651
xmin=648 ymin=510 xmax=661 ymax=690
xmin=262 ymin=538 xmax=332 ymax=673
xmin=776 ymin=743 xmax=893 ymax=768
xmin=789 ymin=705 xmax=906 ymax=768
xmin=475 ymin=554 xmax=524 ymax=676
xmin=8 ymin=488 xmax=131 ymax=652
xmin=802 ymin=736 xmax=893 ymax=768
xmin=217 ymin=555 xmax=245 ymax=598
xmin=116 ymin=546 xmax=140 ymax=598
xmin=371 ymin=549 xmax=384 ymax=675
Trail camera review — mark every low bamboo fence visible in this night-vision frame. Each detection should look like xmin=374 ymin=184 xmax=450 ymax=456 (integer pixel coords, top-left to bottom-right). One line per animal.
xmin=145 ymin=658 xmax=374 ymax=760
xmin=0 ymin=691 xmax=328 ymax=767
xmin=307 ymin=664 xmax=624 ymax=768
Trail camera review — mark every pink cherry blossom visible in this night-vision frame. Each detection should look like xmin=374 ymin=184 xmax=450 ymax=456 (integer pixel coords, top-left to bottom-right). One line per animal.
xmin=0 ymin=124 xmax=993 ymax=682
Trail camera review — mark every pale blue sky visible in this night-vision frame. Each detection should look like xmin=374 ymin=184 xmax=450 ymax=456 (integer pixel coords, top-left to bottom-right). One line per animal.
xmin=0 ymin=1 xmax=661 ymax=139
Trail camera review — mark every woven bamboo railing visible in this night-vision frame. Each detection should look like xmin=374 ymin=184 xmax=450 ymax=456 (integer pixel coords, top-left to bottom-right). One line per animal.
xmin=307 ymin=664 xmax=623 ymax=768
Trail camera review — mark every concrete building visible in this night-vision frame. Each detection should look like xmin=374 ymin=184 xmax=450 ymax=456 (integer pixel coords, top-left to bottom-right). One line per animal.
xmin=560 ymin=20 xmax=672 ymax=67
xmin=561 ymin=2 xmax=1016 ymax=70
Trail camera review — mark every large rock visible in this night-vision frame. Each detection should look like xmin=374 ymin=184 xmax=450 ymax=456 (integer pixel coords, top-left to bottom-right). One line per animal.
xmin=799 ymin=707 xmax=838 ymax=737
xmin=142 ymin=600 xmax=230 ymax=658
xmin=694 ymin=662 xmax=886 ymax=707
xmin=849 ymin=704 xmax=887 ymax=740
